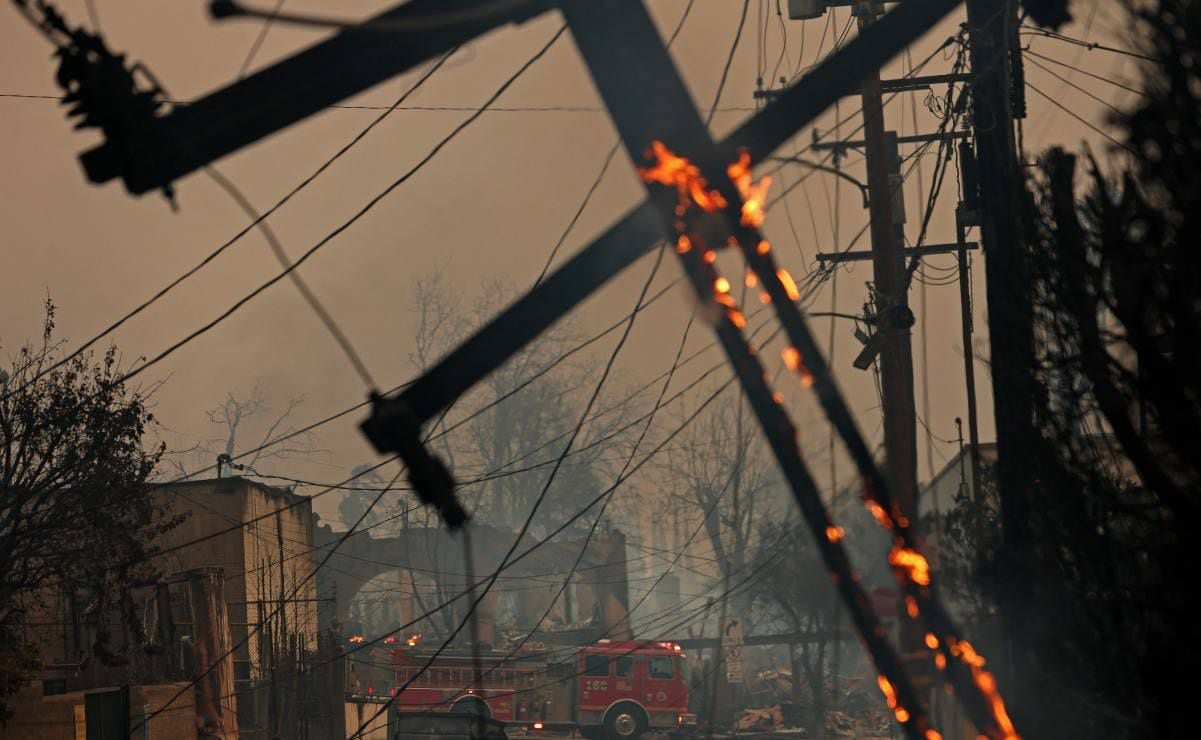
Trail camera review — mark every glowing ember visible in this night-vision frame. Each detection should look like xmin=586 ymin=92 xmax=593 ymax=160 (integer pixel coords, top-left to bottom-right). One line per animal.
xmin=703 ymin=250 xmax=717 ymax=264
xmin=776 ymin=268 xmax=801 ymax=300
xmin=715 ymin=277 xmax=731 ymax=293
xmin=889 ymin=545 xmax=932 ymax=586
xmin=729 ymin=309 xmax=747 ymax=328
xmin=825 ymin=525 xmax=845 ymax=543
xmin=638 ymin=141 xmax=727 ymax=213
xmin=877 ymin=675 xmax=902 ymax=716
xmin=934 ymin=653 xmax=947 ymax=671
xmin=926 ymin=731 xmax=943 ymax=740
xmin=782 ymin=347 xmax=801 ymax=371
xmin=676 ymin=235 xmax=692 ymax=254
xmin=727 ymin=149 xmax=773 ymax=227
xmin=745 ymin=271 xmax=758 ymax=288
xmin=757 ymin=239 xmax=771 ymax=255
xmin=759 ymin=291 xmax=772 ymax=305
xmin=867 ymin=500 xmax=894 ymax=529
xmin=895 ymin=708 xmax=911 ymax=723
xmin=772 ymin=391 xmax=785 ymax=404
xmin=925 ymin=633 xmax=940 ymax=650
xmin=905 ymin=595 xmax=920 ymax=619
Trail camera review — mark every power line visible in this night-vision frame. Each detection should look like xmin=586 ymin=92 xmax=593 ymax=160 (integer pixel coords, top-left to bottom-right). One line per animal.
xmin=1023 ymin=49 xmax=1146 ymax=98
xmin=114 ymin=27 xmax=566 ymax=389
xmin=235 ymin=0 xmax=286 ymax=79
xmin=348 ymin=240 xmax=666 ymax=734
xmin=1026 ymin=79 xmax=1136 ymax=155
xmin=0 ymin=92 xmax=758 ymax=113
xmin=530 ymin=0 xmax=696 ymax=288
xmin=1020 ymin=24 xmax=1164 ymax=64
xmin=202 ymin=167 xmax=379 ymax=388
xmin=706 ymin=0 xmax=752 ymax=127
xmin=0 ymin=51 xmax=455 ymax=403
xmin=1024 ymin=53 xmax=1124 ymax=116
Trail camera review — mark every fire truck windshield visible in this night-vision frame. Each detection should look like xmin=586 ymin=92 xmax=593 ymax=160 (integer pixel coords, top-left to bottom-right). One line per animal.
xmin=648 ymin=656 xmax=674 ymax=679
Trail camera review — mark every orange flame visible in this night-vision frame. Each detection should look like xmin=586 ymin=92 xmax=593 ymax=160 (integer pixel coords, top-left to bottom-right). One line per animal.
xmin=745 ymin=271 xmax=758 ymax=288
xmin=757 ymin=239 xmax=771 ymax=255
xmin=927 ymin=731 xmax=943 ymax=740
xmin=729 ymin=309 xmax=747 ymax=329
xmin=776 ymin=268 xmax=801 ymax=301
xmin=947 ymin=639 xmax=1020 ymax=739
xmin=727 ymin=149 xmax=773 ymax=227
xmin=714 ymin=277 xmax=731 ymax=294
xmin=825 ymin=525 xmax=845 ymax=543
xmin=638 ymin=141 xmax=727 ymax=213
xmin=889 ymin=546 xmax=932 ymax=586
xmin=877 ymin=675 xmax=898 ymax=710
xmin=676 ymin=235 xmax=692 ymax=254
xmin=867 ymin=500 xmax=894 ymax=529
xmin=925 ymin=633 xmax=940 ymax=650
xmin=905 ymin=595 xmax=920 ymax=619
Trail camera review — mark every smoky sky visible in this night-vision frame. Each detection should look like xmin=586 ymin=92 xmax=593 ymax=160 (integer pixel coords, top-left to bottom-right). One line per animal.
xmin=0 ymin=1 xmax=1139 ymax=522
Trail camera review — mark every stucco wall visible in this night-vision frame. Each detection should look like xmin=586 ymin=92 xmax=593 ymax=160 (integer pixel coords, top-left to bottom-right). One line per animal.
xmin=154 ymin=478 xmax=318 ymax=680
xmin=1 ymin=681 xmax=195 ymax=740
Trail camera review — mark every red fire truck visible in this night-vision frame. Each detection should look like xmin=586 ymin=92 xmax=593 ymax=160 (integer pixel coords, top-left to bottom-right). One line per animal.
xmin=387 ymin=639 xmax=695 ymax=739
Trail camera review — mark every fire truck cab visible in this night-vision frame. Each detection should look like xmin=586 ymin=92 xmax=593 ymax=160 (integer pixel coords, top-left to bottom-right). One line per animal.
xmin=573 ymin=640 xmax=693 ymax=739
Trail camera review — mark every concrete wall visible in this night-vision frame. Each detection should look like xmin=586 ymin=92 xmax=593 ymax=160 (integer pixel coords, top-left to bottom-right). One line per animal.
xmin=343 ymin=701 xmax=389 ymax=740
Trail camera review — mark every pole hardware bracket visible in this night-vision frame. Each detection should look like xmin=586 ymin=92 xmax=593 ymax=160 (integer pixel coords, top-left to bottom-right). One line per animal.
xmin=359 ymin=394 xmax=468 ymax=529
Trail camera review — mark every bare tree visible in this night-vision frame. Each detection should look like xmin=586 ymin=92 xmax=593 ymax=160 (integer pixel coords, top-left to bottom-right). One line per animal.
xmin=0 ymin=301 xmax=174 ymax=718
xmin=747 ymin=516 xmax=839 ymax=736
xmin=160 ymin=383 xmax=324 ymax=478
xmin=659 ymin=389 xmax=781 ymax=624
xmin=404 ymin=271 xmax=633 ymax=539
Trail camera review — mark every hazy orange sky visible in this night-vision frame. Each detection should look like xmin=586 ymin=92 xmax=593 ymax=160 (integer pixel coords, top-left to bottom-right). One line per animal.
xmin=0 ymin=1 xmax=1142 ymax=525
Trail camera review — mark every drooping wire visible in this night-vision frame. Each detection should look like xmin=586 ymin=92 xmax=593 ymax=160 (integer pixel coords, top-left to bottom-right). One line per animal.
xmin=108 ymin=27 xmax=569 ymax=390
xmin=0 ymin=48 xmax=455 ymax=402
xmin=202 ymin=167 xmax=379 ymax=389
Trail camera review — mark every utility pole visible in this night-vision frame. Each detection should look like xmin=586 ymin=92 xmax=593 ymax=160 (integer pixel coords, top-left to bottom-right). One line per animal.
xmin=964 ymin=0 xmax=1032 ymax=728
xmin=855 ymin=7 xmax=925 ymax=683
xmin=954 ymin=201 xmax=985 ymax=536
xmin=857 ymin=0 xmax=918 ymax=532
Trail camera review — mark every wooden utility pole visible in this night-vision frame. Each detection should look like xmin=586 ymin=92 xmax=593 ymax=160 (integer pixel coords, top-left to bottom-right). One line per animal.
xmin=954 ymin=203 xmax=985 ymax=535
xmin=964 ymin=0 xmax=1032 ymax=727
xmin=857 ymin=0 xmax=919 ymax=531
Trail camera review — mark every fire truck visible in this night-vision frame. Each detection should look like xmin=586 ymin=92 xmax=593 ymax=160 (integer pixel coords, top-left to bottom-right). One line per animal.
xmin=385 ymin=639 xmax=696 ymax=739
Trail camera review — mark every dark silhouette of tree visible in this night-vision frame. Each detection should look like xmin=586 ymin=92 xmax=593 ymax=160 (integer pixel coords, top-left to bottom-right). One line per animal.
xmin=977 ymin=2 xmax=1201 ymax=735
xmin=0 ymin=301 xmax=174 ymax=719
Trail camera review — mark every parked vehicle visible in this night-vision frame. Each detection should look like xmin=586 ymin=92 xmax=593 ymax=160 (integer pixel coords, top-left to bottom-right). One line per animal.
xmin=386 ymin=639 xmax=696 ymax=739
